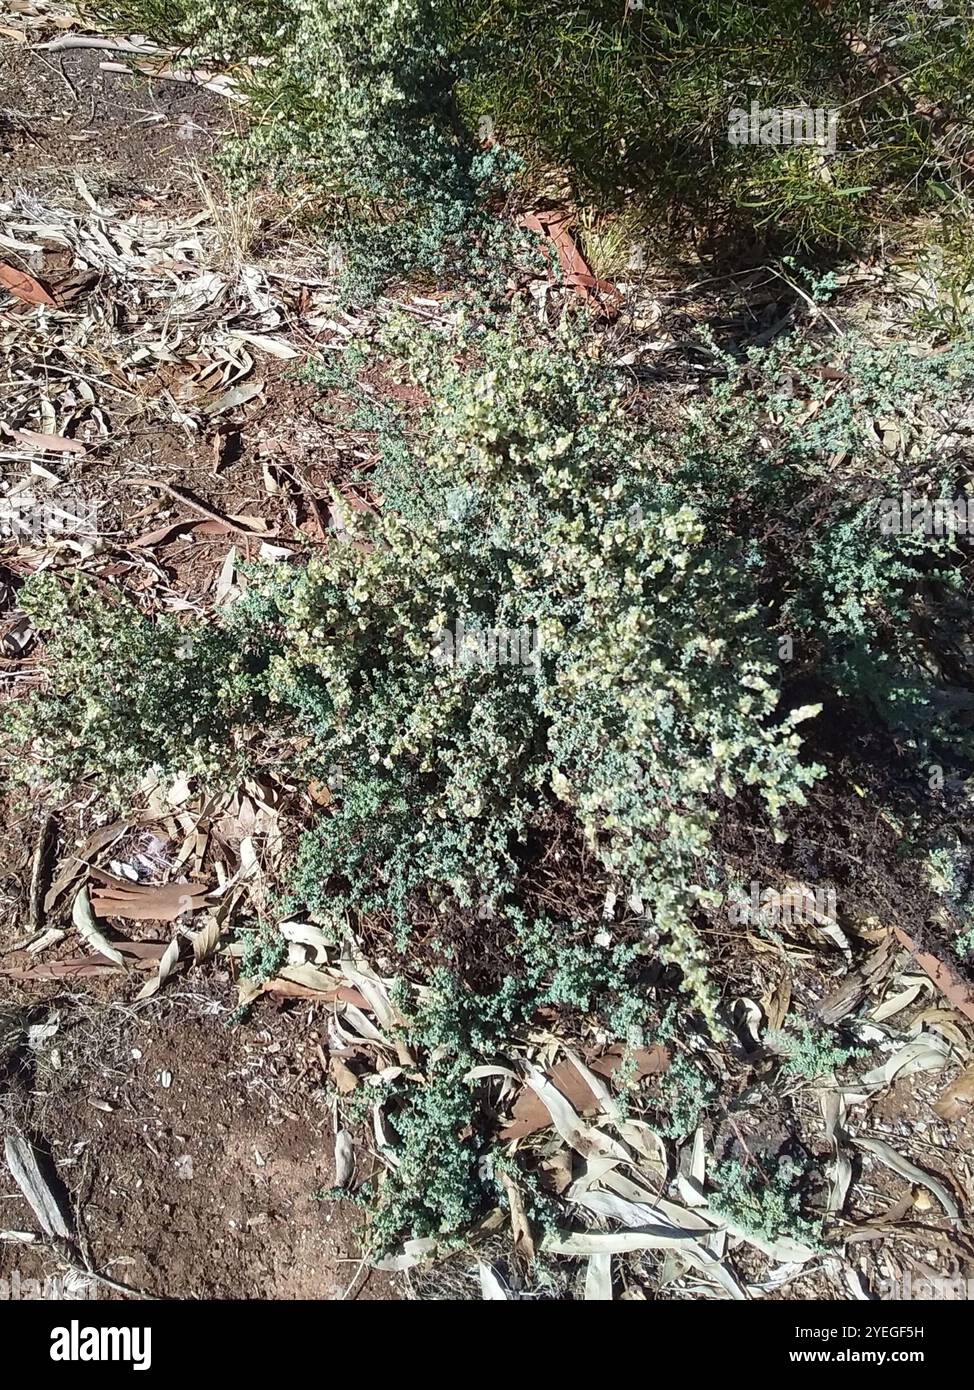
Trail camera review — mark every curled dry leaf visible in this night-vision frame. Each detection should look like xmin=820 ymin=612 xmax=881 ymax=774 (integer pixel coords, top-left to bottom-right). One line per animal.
xmin=227 ymin=330 xmax=299 ymax=360
xmin=820 ymin=1091 xmax=853 ymax=1216
xmin=338 ymin=949 xmax=402 ymax=1034
xmin=0 ymin=941 xmax=165 ymax=981
xmin=870 ymin=979 xmax=928 ymax=1023
xmin=519 ymin=211 xmax=623 ymax=320
xmin=520 ymin=1068 xmax=630 ymax=1163
xmin=499 ymin=1170 xmax=535 ymax=1263
xmin=72 ymin=885 xmax=127 ymax=968
xmin=88 ymin=869 xmax=212 ymax=922
xmin=933 ymin=1064 xmax=974 ymax=1122
xmin=854 ymin=1136 xmax=961 ymax=1219
xmin=280 ymin=919 xmax=331 ymax=963
xmin=913 ymin=1006 xmax=969 ymax=1050
xmin=891 ymin=925 xmax=974 ymax=1023
xmin=765 ymin=968 xmax=792 ymax=1033
xmin=1 ymin=426 xmax=87 ymax=454
xmin=130 ymin=518 xmax=202 ymax=549
xmin=203 ymin=380 xmax=264 ymax=416
xmin=329 ymin=1055 xmax=359 ymax=1094
xmin=500 ymin=1045 xmax=668 ymax=1140
xmin=190 ymin=913 xmax=224 ymax=965
xmin=136 ymin=934 xmax=182 ymax=1000
xmin=251 ymin=965 xmax=369 ymax=1010
xmin=846 ymin=1033 xmax=952 ymax=1099
xmin=189 ymin=889 xmax=236 ymax=966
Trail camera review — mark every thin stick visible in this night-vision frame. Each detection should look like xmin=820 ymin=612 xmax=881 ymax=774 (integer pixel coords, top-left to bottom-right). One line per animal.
xmin=28 ymin=813 xmax=55 ymax=935
xmin=46 ymin=1236 xmax=162 ymax=1301
xmin=121 ymin=477 xmax=279 ymax=541
xmin=99 ymin=61 xmax=242 ymax=102
xmin=33 ymin=37 xmax=169 ymax=57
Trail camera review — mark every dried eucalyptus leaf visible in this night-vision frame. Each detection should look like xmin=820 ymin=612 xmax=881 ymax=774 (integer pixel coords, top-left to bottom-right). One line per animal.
xmin=71 ymin=886 xmax=126 ymax=968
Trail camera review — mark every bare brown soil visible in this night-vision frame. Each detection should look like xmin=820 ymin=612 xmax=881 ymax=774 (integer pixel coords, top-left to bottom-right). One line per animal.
xmin=0 ymin=995 xmax=398 ymax=1300
xmin=1 ymin=45 xmax=225 ymax=196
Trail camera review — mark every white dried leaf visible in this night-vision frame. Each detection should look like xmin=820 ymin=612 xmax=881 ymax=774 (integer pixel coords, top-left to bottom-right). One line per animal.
xmin=3 ymin=1136 xmax=73 ymax=1241
xmin=854 ymin=1136 xmax=960 ymax=1218
xmin=333 ymin=1129 xmax=355 ymax=1189
xmin=339 ymin=948 xmax=400 ymax=1034
xmin=212 ymin=545 xmax=238 ymax=606
xmin=71 ymin=886 xmax=126 ymax=967
xmin=584 ymin=1253 xmax=613 ymax=1301
xmin=26 ymin=1014 xmax=60 ymax=1050
xmin=847 ymin=1034 xmax=952 ymax=1098
xmin=373 ymin=1237 xmax=437 ymax=1273
xmin=279 ymin=919 xmax=331 ymax=963
xmin=227 ymin=331 xmax=299 ymax=360
xmin=478 ymin=1263 xmax=510 ymax=1301
xmin=542 ymin=1229 xmax=747 ymax=1300
xmin=870 ymin=981 xmax=927 ymax=1022
xmin=524 ymin=1067 xmax=630 ymax=1163
xmin=136 ymin=934 xmax=181 ymax=1000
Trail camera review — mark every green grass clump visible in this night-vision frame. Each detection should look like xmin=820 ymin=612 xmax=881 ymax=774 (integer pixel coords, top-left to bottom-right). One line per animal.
xmin=98 ymin=0 xmax=974 ymax=286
